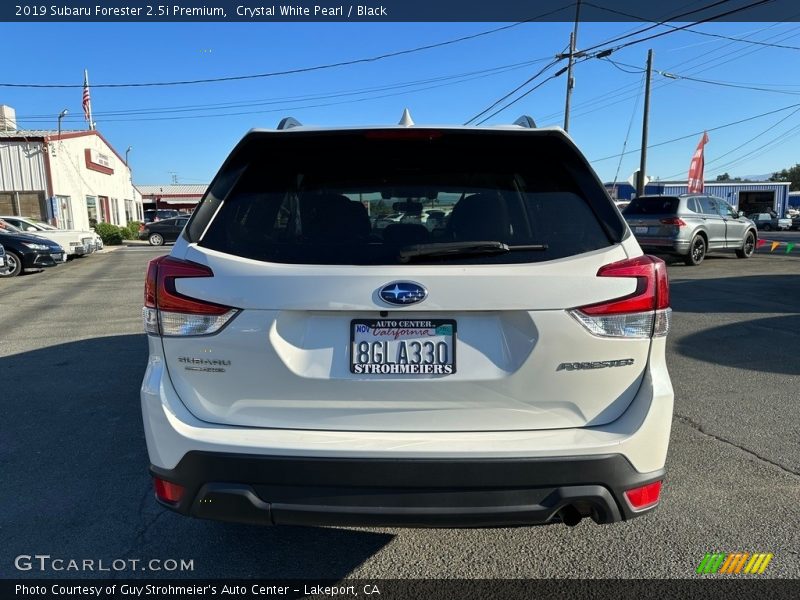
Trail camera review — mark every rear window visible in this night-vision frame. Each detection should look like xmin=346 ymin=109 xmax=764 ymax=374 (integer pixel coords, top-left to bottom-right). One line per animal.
xmin=197 ymin=131 xmax=620 ymax=265
xmin=623 ymin=197 xmax=680 ymax=215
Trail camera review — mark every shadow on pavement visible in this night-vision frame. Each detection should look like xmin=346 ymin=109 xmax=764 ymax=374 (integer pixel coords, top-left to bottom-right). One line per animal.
xmin=669 ymin=274 xmax=800 ymax=314
xmin=673 ymin=314 xmax=800 ymax=376
xmin=1 ymin=334 xmax=393 ymax=579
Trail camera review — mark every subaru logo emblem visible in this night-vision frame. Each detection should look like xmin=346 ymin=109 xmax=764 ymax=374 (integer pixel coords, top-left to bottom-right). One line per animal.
xmin=379 ymin=282 xmax=427 ymax=306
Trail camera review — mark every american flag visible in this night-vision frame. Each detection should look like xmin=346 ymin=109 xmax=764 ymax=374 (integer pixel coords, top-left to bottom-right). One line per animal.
xmin=82 ymin=69 xmax=92 ymax=127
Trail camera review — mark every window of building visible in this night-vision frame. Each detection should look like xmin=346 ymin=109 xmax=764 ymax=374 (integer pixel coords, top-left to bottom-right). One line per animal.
xmin=57 ymin=196 xmax=73 ymax=229
xmin=86 ymin=196 xmax=98 ymax=227
xmin=124 ymin=199 xmax=134 ymax=224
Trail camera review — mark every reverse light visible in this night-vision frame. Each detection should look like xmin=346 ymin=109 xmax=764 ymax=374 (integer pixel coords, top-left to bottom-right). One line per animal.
xmin=153 ymin=477 xmax=185 ymax=504
xmin=624 ymin=480 xmax=662 ymax=511
xmin=143 ymin=256 xmax=238 ymax=337
xmin=570 ymin=255 xmax=671 ymax=338
xmin=659 ymin=217 xmax=687 ymax=227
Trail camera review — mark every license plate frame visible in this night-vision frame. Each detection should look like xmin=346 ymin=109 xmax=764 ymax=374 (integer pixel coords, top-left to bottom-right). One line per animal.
xmin=350 ymin=318 xmax=457 ymax=375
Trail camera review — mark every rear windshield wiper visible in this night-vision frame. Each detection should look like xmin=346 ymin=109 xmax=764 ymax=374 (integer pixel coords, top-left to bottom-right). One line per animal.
xmin=399 ymin=241 xmax=548 ymax=262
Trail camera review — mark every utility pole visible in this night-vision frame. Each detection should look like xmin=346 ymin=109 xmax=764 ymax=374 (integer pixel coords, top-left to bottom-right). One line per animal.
xmin=637 ymin=49 xmax=654 ymax=198
xmin=563 ymin=0 xmax=582 ymax=132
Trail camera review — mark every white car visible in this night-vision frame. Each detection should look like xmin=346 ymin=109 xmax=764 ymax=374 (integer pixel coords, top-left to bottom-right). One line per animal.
xmin=0 ymin=216 xmax=101 ymax=257
xmin=141 ymin=115 xmax=674 ymax=528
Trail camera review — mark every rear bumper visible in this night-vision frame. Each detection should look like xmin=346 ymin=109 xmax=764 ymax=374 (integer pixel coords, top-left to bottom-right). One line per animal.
xmin=151 ymin=452 xmax=664 ymax=527
xmin=141 ymin=335 xmax=673 ymax=527
xmin=638 ymin=238 xmax=689 ymax=255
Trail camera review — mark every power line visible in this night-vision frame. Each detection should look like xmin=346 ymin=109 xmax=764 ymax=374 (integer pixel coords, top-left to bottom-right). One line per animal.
xmin=474 ymin=71 xmax=564 ymax=125
xmin=603 ymin=57 xmax=800 ymax=95
xmin=581 ymin=0 xmax=778 ymax=59
xmin=18 ymin=58 xmax=557 ymax=125
xmin=537 ymin=22 xmax=800 ymax=125
xmin=463 ymin=58 xmax=563 ymax=125
xmin=579 ymin=0 xmax=738 ymax=55
xmin=661 ymin=105 xmax=800 ymax=179
xmin=523 ymin=0 xmax=779 ymax=129
xmin=18 ymin=57 xmax=553 ymax=122
xmin=705 ymin=115 xmax=800 ymax=175
xmin=0 ymin=6 xmax=575 ymax=89
xmin=584 ymin=1 xmax=800 ymax=50
xmin=464 ymin=1 xmax=772 ymax=127
xmin=590 ymin=101 xmax=800 ymax=163
xmin=612 ymin=71 xmax=647 ymax=189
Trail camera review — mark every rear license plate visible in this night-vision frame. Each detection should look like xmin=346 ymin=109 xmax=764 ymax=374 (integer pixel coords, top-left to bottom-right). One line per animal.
xmin=634 ymin=226 xmax=649 ymax=234
xmin=350 ymin=319 xmax=456 ymax=375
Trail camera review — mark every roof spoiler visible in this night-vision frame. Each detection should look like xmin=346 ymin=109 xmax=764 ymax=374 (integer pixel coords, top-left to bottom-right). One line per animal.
xmin=276 ymin=117 xmax=302 ymax=130
xmin=513 ymin=115 xmax=536 ymax=129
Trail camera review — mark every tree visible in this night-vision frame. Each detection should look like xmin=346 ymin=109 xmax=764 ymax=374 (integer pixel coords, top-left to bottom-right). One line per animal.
xmin=715 ymin=173 xmax=742 ymax=182
xmin=768 ymin=164 xmax=800 ymax=191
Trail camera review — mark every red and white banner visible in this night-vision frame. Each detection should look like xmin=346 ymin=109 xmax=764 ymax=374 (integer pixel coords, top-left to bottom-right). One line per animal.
xmin=687 ymin=131 xmax=709 ymax=193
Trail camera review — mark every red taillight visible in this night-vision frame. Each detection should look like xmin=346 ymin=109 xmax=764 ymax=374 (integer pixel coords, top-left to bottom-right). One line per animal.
xmin=660 ymin=217 xmax=687 ymax=227
xmin=143 ymin=256 xmax=238 ymax=336
xmin=153 ymin=477 xmax=184 ymax=504
xmin=144 ymin=256 xmax=229 ymax=315
xmin=580 ymin=255 xmax=669 ymax=315
xmin=144 ymin=255 xmax=165 ymax=308
xmin=624 ymin=480 xmax=662 ymax=511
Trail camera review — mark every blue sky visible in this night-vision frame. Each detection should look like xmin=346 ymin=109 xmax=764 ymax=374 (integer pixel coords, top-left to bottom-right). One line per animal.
xmin=3 ymin=21 xmax=799 ymax=184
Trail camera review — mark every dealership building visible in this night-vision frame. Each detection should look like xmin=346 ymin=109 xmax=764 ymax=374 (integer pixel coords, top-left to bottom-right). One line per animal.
xmin=0 ymin=105 xmax=143 ymax=230
xmin=137 ymin=184 xmax=207 ymax=214
xmin=607 ymin=181 xmax=791 ymax=215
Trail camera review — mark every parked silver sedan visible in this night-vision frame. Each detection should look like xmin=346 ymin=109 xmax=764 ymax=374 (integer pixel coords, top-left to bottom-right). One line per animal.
xmin=623 ymin=194 xmax=758 ymax=266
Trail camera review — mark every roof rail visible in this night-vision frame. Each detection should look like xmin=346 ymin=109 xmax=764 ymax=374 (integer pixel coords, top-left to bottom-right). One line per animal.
xmin=513 ymin=115 xmax=537 ymax=129
xmin=276 ymin=117 xmax=303 ymax=130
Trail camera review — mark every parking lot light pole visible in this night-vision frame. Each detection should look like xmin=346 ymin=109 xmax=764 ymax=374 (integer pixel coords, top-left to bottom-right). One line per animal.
xmin=57 ymin=109 xmax=68 ymax=140
xmin=125 ymin=145 xmax=133 ymax=166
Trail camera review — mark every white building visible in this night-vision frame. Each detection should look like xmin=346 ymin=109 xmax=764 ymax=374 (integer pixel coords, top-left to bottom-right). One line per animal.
xmin=0 ymin=105 xmax=143 ymax=230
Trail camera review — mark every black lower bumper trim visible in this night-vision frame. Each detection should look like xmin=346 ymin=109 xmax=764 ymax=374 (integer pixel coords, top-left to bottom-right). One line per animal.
xmin=150 ymin=453 xmax=664 ymax=528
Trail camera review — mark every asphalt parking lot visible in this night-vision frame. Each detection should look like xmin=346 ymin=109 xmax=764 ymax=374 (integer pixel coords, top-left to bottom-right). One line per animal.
xmin=1 ymin=243 xmax=798 ymax=579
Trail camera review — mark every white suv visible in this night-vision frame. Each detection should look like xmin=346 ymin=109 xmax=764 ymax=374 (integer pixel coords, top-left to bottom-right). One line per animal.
xmin=141 ymin=116 xmax=674 ymax=528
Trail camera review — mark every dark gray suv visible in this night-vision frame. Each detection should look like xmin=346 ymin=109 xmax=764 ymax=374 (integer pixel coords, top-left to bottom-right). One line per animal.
xmin=623 ymin=194 xmax=758 ymax=266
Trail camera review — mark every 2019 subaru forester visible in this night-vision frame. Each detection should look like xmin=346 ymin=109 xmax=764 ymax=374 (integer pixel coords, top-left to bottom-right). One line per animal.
xmin=141 ymin=115 xmax=673 ymax=528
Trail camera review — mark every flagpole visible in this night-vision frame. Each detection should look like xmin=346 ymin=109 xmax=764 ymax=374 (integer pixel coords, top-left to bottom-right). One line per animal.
xmin=84 ymin=69 xmax=94 ymax=131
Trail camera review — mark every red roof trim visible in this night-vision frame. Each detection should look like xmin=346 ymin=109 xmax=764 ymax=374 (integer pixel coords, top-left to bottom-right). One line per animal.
xmin=39 ymin=130 xmax=128 ymax=168
xmin=141 ymin=194 xmax=204 ymax=199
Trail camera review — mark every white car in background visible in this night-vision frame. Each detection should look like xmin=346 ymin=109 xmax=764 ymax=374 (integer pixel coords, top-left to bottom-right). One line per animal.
xmin=141 ymin=115 xmax=674 ymax=529
xmin=0 ymin=216 xmax=101 ymax=257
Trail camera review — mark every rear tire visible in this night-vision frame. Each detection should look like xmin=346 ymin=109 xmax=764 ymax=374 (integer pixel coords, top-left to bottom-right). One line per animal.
xmin=0 ymin=251 xmax=23 ymax=277
xmin=684 ymin=235 xmax=706 ymax=266
xmin=736 ymin=231 xmax=756 ymax=258
xmin=148 ymin=233 xmax=164 ymax=246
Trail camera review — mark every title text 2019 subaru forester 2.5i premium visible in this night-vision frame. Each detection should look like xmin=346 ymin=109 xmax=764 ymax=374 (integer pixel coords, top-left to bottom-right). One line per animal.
xmin=141 ymin=115 xmax=674 ymax=528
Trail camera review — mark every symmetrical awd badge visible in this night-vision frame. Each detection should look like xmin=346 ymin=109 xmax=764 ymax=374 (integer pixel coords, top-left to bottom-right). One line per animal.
xmin=379 ymin=282 xmax=427 ymax=306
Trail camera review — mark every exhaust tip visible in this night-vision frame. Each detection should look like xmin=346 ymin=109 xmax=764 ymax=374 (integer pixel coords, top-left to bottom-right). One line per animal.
xmin=559 ymin=505 xmax=582 ymax=527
